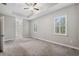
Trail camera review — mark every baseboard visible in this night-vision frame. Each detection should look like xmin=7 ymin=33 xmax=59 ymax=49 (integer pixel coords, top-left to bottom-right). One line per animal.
xmin=32 ymin=37 xmax=79 ymax=51
xmin=3 ymin=38 xmax=14 ymax=42
xmin=23 ymin=36 xmax=32 ymax=38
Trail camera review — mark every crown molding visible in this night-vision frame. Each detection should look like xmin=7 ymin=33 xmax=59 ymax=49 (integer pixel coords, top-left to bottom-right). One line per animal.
xmin=28 ymin=3 xmax=74 ymax=20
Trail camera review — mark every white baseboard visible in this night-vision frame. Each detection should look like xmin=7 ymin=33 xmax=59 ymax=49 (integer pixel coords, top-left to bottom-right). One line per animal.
xmin=32 ymin=37 xmax=79 ymax=51
xmin=3 ymin=38 xmax=14 ymax=42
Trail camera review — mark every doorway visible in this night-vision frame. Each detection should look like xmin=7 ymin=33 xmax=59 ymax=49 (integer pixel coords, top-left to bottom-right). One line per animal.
xmin=0 ymin=16 xmax=4 ymax=52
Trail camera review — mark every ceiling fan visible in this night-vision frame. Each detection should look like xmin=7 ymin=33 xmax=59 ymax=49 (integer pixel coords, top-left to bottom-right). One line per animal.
xmin=24 ymin=3 xmax=39 ymax=11
xmin=1 ymin=3 xmax=39 ymax=11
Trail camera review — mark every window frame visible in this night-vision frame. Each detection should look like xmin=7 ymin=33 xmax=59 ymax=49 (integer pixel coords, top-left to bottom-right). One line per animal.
xmin=54 ymin=15 xmax=67 ymax=36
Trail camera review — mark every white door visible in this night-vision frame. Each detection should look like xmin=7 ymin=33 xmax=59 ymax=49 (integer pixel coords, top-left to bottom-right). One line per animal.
xmin=0 ymin=16 xmax=4 ymax=52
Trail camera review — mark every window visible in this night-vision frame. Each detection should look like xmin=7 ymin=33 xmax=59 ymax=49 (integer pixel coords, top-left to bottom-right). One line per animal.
xmin=54 ymin=15 xmax=67 ymax=35
xmin=33 ymin=24 xmax=37 ymax=32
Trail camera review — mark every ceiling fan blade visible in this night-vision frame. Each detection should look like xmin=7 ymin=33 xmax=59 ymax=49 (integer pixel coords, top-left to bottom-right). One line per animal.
xmin=24 ymin=8 xmax=29 ymax=9
xmin=2 ymin=3 xmax=7 ymax=5
xmin=33 ymin=3 xmax=37 ymax=6
xmin=25 ymin=3 xmax=30 ymax=6
xmin=34 ymin=8 xmax=39 ymax=10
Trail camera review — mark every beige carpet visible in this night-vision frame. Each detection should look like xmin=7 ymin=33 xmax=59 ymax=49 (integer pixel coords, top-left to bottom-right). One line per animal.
xmin=0 ymin=38 xmax=79 ymax=56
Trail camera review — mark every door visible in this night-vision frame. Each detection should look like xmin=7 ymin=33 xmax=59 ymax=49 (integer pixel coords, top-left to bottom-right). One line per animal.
xmin=0 ymin=16 xmax=4 ymax=52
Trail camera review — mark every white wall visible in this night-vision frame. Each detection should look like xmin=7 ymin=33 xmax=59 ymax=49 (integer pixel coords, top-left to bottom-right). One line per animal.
xmin=31 ymin=4 xmax=79 ymax=48
xmin=15 ymin=17 xmax=23 ymax=39
xmin=76 ymin=4 xmax=79 ymax=47
xmin=23 ymin=19 xmax=30 ymax=38
xmin=4 ymin=16 xmax=16 ymax=41
xmin=0 ymin=14 xmax=30 ymax=40
xmin=0 ymin=14 xmax=16 ymax=41
xmin=15 ymin=16 xmax=30 ymax=39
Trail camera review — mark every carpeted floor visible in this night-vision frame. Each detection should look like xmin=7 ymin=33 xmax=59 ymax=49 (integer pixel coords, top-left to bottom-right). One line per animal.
xmin=0 ymin=38 xmax=79 ymax=56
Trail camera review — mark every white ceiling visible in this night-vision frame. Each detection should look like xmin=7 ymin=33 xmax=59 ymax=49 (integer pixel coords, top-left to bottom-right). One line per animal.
xmin=0 ymin=3 xmax=74 ymax=20
xmin=0 ymin=3 xmax=57 ymax=18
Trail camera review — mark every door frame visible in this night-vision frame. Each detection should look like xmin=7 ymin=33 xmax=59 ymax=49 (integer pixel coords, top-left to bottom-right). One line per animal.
xmin=0 ymin=16 xmax=4 ymax=52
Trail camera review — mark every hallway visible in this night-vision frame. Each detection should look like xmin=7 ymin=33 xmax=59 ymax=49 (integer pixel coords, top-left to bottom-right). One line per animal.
xmin=0 ymin=38 xmax=79 ymax=56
